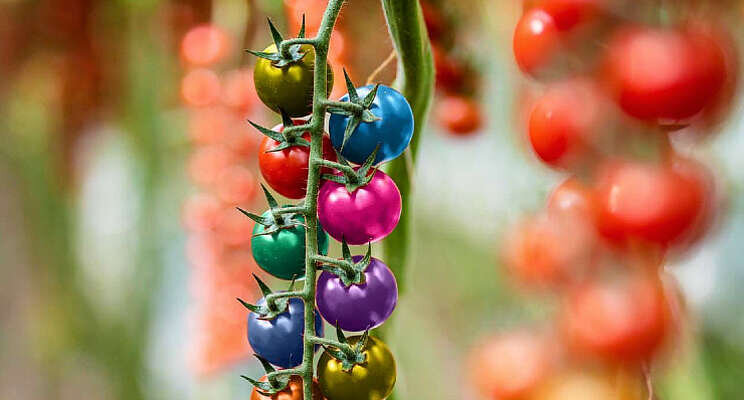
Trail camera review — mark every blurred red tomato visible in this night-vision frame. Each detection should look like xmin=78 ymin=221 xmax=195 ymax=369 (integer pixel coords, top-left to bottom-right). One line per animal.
xmin=182 ymin=68 xmax=221 ymax=107
xmin=221 ymin=68 xmax=257 ymax=114
xmin=530 ymin=0 xmax=603 ymax=31
xmin=432 ymin=44 xmax=466 ymax=92
xmin=251 ymin=375 xmax=324 ymax=400
xmin=181 ymin=24 xmax=231 ymax=66
xmin=502 ymin=212 xmax=596 ymax=287
xmin=531 ymin=368 xmax=644 ymax=400
xmin=603 ymin=27 xmax=726 ymax=122
xmin=215 ymin=165 xmax=257 ymax=206
xmin=188 ymin=107 xmax=231 ymax=145
xmin=421 ymin=1 xmax=447 ymax=41
xmin=469 ymin=331 xmax=554 ymax=400
xmin=547 ymin=177 xmax=597 ymax=220
xmin=214 ymin=206 xmax=254 ymax=247
xmin=594 ymin=158 xmax=707 ymax=246
xmin=188 ymin=145 xmax=237 ymax=187
xmin=182 ymin=193 xmax=221 ymax=232
xmin=436 ymin=95 xmax=483 ymax=136
xmin=514 ymin=9 xmax=560 ymax=76
xmin=528 ymin=79 xmax=602 ymax=167
xmin=284 ymin=0 xmax=327 ymax=35
xmin=561 ymin=274 xmax=670 ymax=364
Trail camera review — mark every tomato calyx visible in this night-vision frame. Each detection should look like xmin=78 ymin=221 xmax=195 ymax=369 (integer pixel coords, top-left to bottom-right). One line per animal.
xmin=318 ymin=240 xmax=373 ymax=286
xmin=247 ymin=17 xmax=309 ymax=68
xmin=249 ymin=111 xmax=311 ymax=152
xmin=321 ymin=146 xmax=380 ymax=193
xmin=238 ymin=185 xmax=306 ymax=237
xmin=237 ymin=274 xmax=296 ymax=320
xmin=323 ymin=326 xmax=370 ymax=372
xmin=327 ymin=69 xmax=382 ymax=149
xmin=242 ymin=354 xmax=291 ymax=396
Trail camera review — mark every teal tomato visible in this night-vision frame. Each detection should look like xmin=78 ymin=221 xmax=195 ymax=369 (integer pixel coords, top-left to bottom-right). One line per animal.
xmin=329 ymin=85 xmax=414 ymax=165
xmin=254 ymin=44 xmax=334 ymax=117
xmin=251 ymin=211 xmax=329 ymax=280
xmin=317 ymin=336 xmax=396 ymax=400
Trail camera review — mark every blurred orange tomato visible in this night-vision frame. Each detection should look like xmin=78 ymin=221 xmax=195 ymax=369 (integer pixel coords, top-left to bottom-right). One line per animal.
xmin=182 ymin=193 xmax=221 ymax=232
xmin=547 ymin=177 xmax=597 ymax=220
xmin=436 ymin=95 xmax=483 ymax=136
xmin=182 ymin=68 xmax=221 ymax=107
xmin=514 ymin=9 xmax=560 ymax=76
xmin=251 ymin=375 xmax=324 ymax=400
xmin=221 ymin=68 xmax=257 ymax=114
xmin=530 ymin=368 xmax=644 ymax=400
xmin=181 ymin=24 xmax=231 ymax=66
xmin=215 ymin=165 xmax=257 ymax=206
xmin=188 ymin=145 xmax=237 ymax=187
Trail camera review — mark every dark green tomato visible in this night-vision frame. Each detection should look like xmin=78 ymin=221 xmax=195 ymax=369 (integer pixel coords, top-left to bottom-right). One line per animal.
xmin=317 ymin=336 xmax=396 ymax=400
xmin=251 ymin=211 xmax=329 ymax=280
xmin=254 ymin=44 xmax=334 ymax=117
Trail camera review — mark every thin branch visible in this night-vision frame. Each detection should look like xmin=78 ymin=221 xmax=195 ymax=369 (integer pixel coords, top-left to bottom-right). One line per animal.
xmin=366 ymin=50 xmax=397 ymax=85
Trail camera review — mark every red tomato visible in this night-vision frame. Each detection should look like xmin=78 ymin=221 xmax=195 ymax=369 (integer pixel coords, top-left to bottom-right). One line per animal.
xmin=561 ymin=274 xmax=670 ymax=364
xmin=250 ymin=375 xmax=324 ymax=400
xmin=421 ymin=2 xmax=447 ymax=41
xmin=594 ymin=158 xmax=706 ymax=246
xmin=547 ymin=177 xmax=597 ymax=220
xmin=436 ymin=95 xmax=483 ymax=136
xmin=603 ymin=27 xmax=727 ymax=122
xmin=258 ymin=122 xmax=336 ymax=199
xmin=469 ymin=331 xmax=554 ymax=399
xmin=432 ymin=44 xmax=466 ymax=92
xmin=182 ymin=193 xmax=221 ymax=232
xmin=514 ymin=9 xmax=560 ymax=76
xmin=182 ymin=68 xmax=221 ymax=107
xmin=528 ymin=79 xmax=602 ymax=167
xmin=530 ymin=0 xmax=603 ymax=31
xmin=502 ymin=212 xmax=596 ymax=288
xmin=181 ymin=24 xmax=230 ymax=66
xmin=215 ymin=165 xmax=257 ymax=206
xmin=188 ymin=107 xmax=231 ymax=145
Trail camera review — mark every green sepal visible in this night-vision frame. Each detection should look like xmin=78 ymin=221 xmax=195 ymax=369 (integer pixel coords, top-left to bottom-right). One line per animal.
xmin=245 ymin=49 xmax=281 ymax=61
xmin=323 ymin=327 xmax=369 ymax=373
xmin=321 ymin=174 xmax=346 ymax=184
xmin=248 ymin=120 xmax=285 ymax=143
xmin=238 ymin=274 xmax=291 ymax=320
xmin=340 ymin=117 xmax=361 ymax=151
xmin=236 ymin=297 xmax=261 ymax=313
xmin=241 ymin=374 xmax=289 ymax=397
xmin=298 ymin=14 xmax=306 ymax=38
xmin=261 ymin=184 xmax=279 ymax=209
xmin=342 ymin=68 xmax=359 ymax=103
xmin=362 ymin=84 xmax=380 ymax=108
xmin=319 ymin=241 xmax=370 ymax=287
xmin=336 ymin=324 xmax=347 ymax=344
xmin=248 ymin=115 xmax=309 ymax=152
xmin=255 ymin=354 xmax=276 ymax=374
xmin=267 ymin=18 xmax=284 ymax=51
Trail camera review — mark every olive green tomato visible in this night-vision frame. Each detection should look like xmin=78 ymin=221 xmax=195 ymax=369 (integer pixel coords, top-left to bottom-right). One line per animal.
xmin=253 ymin=43 xmax=334 ymax=117
xmin=317 ymin=336 xmax=396 ymax=400
xmin=251 ymin=211 xmax=329 ymax=280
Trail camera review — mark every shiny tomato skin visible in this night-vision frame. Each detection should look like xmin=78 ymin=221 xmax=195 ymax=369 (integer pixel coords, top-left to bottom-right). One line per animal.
xmin=561 ymin=275 xmax=669 ymax=364
xmin=603 ymin=27 xmax=727 ymax=122
xmin=316 ymin=256 xmax=398 ymax=331
xmin=531 ymin=0 xmax=603 ymax=31
xmin=514 ymin=9 xmax=560 ymax=76
xmin=317 ymin=169 xmax=401 ymax=245
xmin=317 ymin=336 xmax=396 ymax=400
xmin=436 ymin=95 xmax=483 ymax=136
xmin=251 ymin=211 xmax=329 ymax=280
xmin=528 ymin=80 xmax=601 ymax=167
xmin=247 ymin=297 xmax=323 ymax=368
xmin=594 ymin=159 xmax=705 ymax=246
xmin=254 ymin=44 xmax=334 ymax=117
xmin=250 ymin=375 xmax=324 ymax=400
xmin=547 ymin=177 xmax=597 ymax=219
xmin=259 ymin=123 xmax=336 ymax=199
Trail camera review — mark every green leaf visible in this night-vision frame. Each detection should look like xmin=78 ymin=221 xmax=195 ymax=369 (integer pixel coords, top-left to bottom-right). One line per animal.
xmin=267 ymin=18 xmax=284 ymax=50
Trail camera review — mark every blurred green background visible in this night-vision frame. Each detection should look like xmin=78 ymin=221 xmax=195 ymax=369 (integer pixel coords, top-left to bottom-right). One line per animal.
xmin=1 ymin=0 xmax=744 ymax=399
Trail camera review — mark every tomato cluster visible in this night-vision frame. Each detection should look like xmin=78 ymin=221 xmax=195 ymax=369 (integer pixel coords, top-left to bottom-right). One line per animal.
xmin=469 ymin=2 xmax=736 ymax=399
xmin=179 ymin=23 xmax=269 ymax=375
xmin=421 ymin=0 xmax=485 ymax=137
xmin=236 ymin=11 xmax=412 ymax=399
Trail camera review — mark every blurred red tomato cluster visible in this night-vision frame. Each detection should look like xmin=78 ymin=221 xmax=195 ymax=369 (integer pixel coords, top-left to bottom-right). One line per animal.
xmin=179 ymin=23 xmax=265 ymax=376
xmin=471 ymin=1 xmax=736 ymax=398
xmin=421 ymin=0 xmax=485 ymax=137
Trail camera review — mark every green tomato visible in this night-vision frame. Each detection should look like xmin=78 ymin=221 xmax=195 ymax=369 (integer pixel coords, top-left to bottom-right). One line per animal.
xmin=253 ymin=44 xmax=334 ymax=117
xmin=317 ymin=336 xmax=396 ymax=400
xmin=251 ymin=211 xmax=329 ymax=280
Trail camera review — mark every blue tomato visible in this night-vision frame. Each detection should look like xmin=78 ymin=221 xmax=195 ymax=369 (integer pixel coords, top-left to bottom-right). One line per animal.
xmin=329 ymin=85 xmax=414 ymax=164
xmin=247 ymin=297 xmax=323 ymax=368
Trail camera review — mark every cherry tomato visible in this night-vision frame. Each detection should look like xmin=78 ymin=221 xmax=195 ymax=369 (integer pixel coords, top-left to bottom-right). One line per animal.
xmin=514 ymin=9 xmax=560 ymax=76
xmin=528 ymin=79 xmax=601 ymax=168
xmin=182 ymin=193 xmax=221 ymax=232
xmin=247 ymin=297 xmax=323 ymax=368
xmin=181 ymin=24 xmax=230 ymax=66
xmin=317 ymin=169 xmax=401 ymax=245
xmin=317 ymin=336 xmax=396 ymax=400
xmin=328 ymin=85 xmax=414 ymax=165
xmin=594 ymin=158 xmax=706 ymax=246
xmin=259 ymin=122 xmax=337 ymax=199
xmin=182 ymin=68 xmax=221 ymax=107
xmin=603 ymin=27 xmax=726 ymax=122
xmin=436 ymin=95 xmax=483 ymax=136
xmin=250 ymin=375 xmax=324 ymax=400
xmin=530 ymin=0 xmax=603 ymax=31
xmin=254 ymin=44 xmax=334 ymax=117
xmin=215 ymin=206 xmax=254 ymax=247
xmin=221 ymin=68 xmax=257 ymax=114
xmin=252 ymin=210 xmax=330 ymax=280
xmin=215 ymin=165 xmax=257 ymax=205
xmin=469 ymin=331 xmax=553 ymax=400
xmin=316 ymin=256 xmax=398 ymax=331
xmin=547 ymin=177 xmax=596 ymax=219
xmin=188 ymin=145 xmax=236 ymax=187
xmin=502 ymin=212 xmax=595 ymax=287
xmin=561 ymin=274 xmax=669 ymax=364
xmin=188 ymin=106 xmax=231 ymax=145
xmin=532 ymin=368 xmax=644 ymax=400
xmin=432 ymin=44 xmax=465 ymax=92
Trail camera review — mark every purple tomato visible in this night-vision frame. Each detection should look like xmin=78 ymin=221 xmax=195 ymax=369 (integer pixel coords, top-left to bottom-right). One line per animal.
xmin=316 ymin=256 xmax=398 ymax=332
xmin=317 ymin=169 xmax=402 ymax=245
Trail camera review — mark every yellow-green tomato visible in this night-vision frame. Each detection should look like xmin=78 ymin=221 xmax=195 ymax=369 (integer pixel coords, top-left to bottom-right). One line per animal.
xmin=253 ymin=44 xmax=334 ymax=117
xmin=317 ymin=336 xmax=396 ymax=400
